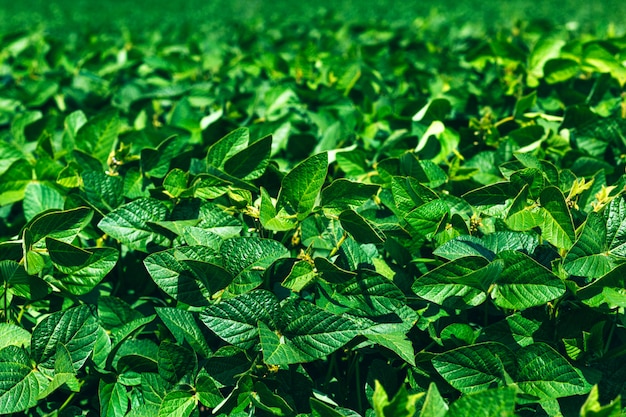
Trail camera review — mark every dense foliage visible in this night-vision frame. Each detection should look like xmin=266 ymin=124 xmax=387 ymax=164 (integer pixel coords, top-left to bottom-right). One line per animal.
xmin=1 ymin=12 xmax=626 ymax=417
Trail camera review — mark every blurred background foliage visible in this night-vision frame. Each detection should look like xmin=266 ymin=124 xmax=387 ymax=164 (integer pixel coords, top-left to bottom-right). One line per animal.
xmin=1 ymin=0 xmax=626 ymax=36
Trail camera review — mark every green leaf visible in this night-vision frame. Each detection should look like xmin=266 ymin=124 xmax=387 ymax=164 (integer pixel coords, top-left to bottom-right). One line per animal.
xmin=432 ymin=342 xmax=515 ymax=394
xmin=277 ymin=152 xmax=328 ymax=221
xmin=544 ymin=58 xmax=580 ymax=84
xmin=195 ymin=369 xmax=223 ymax=408
xmin=24 ymin=206 xmax=93 ymax=249
xmin=403 ymin=199 xmax=449 ymax=238
xmin=75 ymin=110 xmax=120 ymax=168
xmin=339 ymin=209 xmax=385 ymax=244
xmin=31 ymin=304 xmax=100 ymax=372
xmin=0 ymin=323 xmax=30 ymax=350
xmin=579 ymin=385 xmax=622 ymax=417
xmin=372 ymin=380 xmax=423 ymax=417
xmin=98 ymin=197 xmax=169 ymax=252
xmin=47 ymin=238 xmax=118 ymax=295
xmin=564 ymin=212 xmax=615 ymax=279
xmin=200 ymin=290 xmax=280 ymax=349
xmin=412 ymin=256 xmax=500 ymax=309
xmin=158 ymin=341 xmax=197 ymax=385
xmin=604 ymin=197 xmax=626 ymax=257
xmin=516 ymin=343 xmax=591 ymax=399
xmin=538 ymin=186 xmax=575 ymax=250
xmin=224 ymin=135 xmax=272 ymax=180
xmin=82 ymin=170 xmax=125 ymax=212
xmin=577 ymin=263 xmax=626 ymax=308
xmin=99 ymin=380 xmax=129 ymax=417
xmin=433 ymin=235 xmax=495 ymax=261
xmin=279 ymin=298 xmax=373 ymax=363
xmin=364 ymin=333 xmax=415 ymax=366
xmin=206 ymin=127 xmax=250 ymax=170
xmin=155 ymin=307 xmax=212 ymax=357
xmin=419 ymin=383 xmax=448 ymax=417
xmin=446 ymin=387 xmax=516 ymax=417
xmin=321 ymin=179 xmax=379 ymax=216
xmin=251 ymin=381 xmax=295 ymax=416
xmin=0 ymin=159 xmax=32 ymax=206
xmin=23 ymin=182 xmax=64 ymax=221
xmin=220 ymin=237 xmax=289 ymax=295
xmin=158 ymin=388 xmax=197 ymax=417
xmin=391 ymin=176 xmax=438 ymax=215
xmin=491 ymin=250 xmax=565 ymax=310
xmin=0 ymin=346 xmax=43 ymax=414
xmin=141 ymin=135 xmax=189 ymax=178
xmin=144 ymin=247 xmax=226 ymax=306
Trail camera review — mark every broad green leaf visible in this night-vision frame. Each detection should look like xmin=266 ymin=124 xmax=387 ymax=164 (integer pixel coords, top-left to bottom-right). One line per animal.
xmin=277 ymin=152 xmax=328 ymax=220
xmin=224 ymin=135 xmax=272 ymax=180
xmin=98 ymin=198 xmax=169 ymax=252
xmin=47 ymin=238 xmax=118 ymax=295
xmin=322 ymin=271 xmax=407 ymax=318
xmin=462 ymin=182 xmax=517 ymax=207
xmin=158 ymin=388 xmax=197 ymax=417
xmin=564 ymin=212 xmax=615 ymax=278
xmin=432 ymin=342 xmax=515 ymax=394
xmin=141 ymin=135 xmax=189 ymax=178
xmin=505 ymin=185 xmax=542 ymax=231
xmin=23 ymin=182 xmax=64 ymax=221
xmin=155 ymin=307 xmax=212 ymax=357
xmin=491 ymin=251 xmax=565 ymax=310
xmin=259 ymin=187 xmax=297 ymax=231
xmin=158 ymin=341 xmax=197 ymax=385
xmin=419 ymin=383 xmax=448 ymax=417
xmin=538 ymin=186 xmax=575 ymax=250
xmin=310 ymin=397 xmax=345 ymax=417
xmin=99 ymin=380 xmax=129 ymax=417
xmin=281 ymin=260 xmax=317 ymax=292
xmin=24 ymin=206 xmax=93 ymax=249
xmin=0 ymin=259 xmax=50 ymax=300
xmin=144 ymin=247 xmax=226 ymax=306
xmin=0 ymin=159 xmax=32 ymax=206
xmin=579 ymin=385 xmax=622 ymax=417
xmin=200 ymin=290 xmax=280 ymax=349
xmin=516 ymin=343 xmax=591 ymax=399
xmin=82 ymin=170 xmax=125 ymax=212
xmin=280 ymin=298 xmax=374 ymax=362
xmin=163 ymin=168 xmax=189 ymax=198
xmin=220 ymin=237 xmax=289 ymax=295
xmin=197 ymin=202 xmax=243 ymax=238
xmin=251 ymin=381 xmax=295 ymax=416
xmin=413 ymin=256 xmax=500 ymax=309
xmin=0 ymin=346 xmax=43 ymax=414
xmin=544 ymin=58 xmax=580 ymax=84
xmin=604 ymin=197 xmax=626 ymax=257
xmin=577 ymin=263 xmax=626 ymax=308
xmin=75 ymin=110 xmax=120 ymax=168
xmin=321 ymin=179 xmax=379 ymax=216
xmin=403 ymin=199 xmax=449 ymax=238
xmin=31 ymin=305 xmax=99 ymax=372
xmin=365 ymin=333 xmax=415 ymax=366
xmin=206 ymin=127 xmax=250 ymax=170
xmin=339 ymin=209 xmax=385 ymax=244
xmin=110 ymin=315 xmax=156 ymax=347
xmin=391 ymin=176 xmax=438 ymax=215
xmin=433 ymin=235 xmax=495 ymax=261
xmin=141 ymin=372 xmax=171 ymax=408
xmin=372 ymin=380 xmax=423 ymax=417
xmin=446 ymin=387 xmax=516 ymax=417
xmin=527 ymin=37 xmax=565 ymax=85
xmin=195 ymin=369 xmax=223 ymax=408
xmin=0 ymin=323 xmax=30 ymax=350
